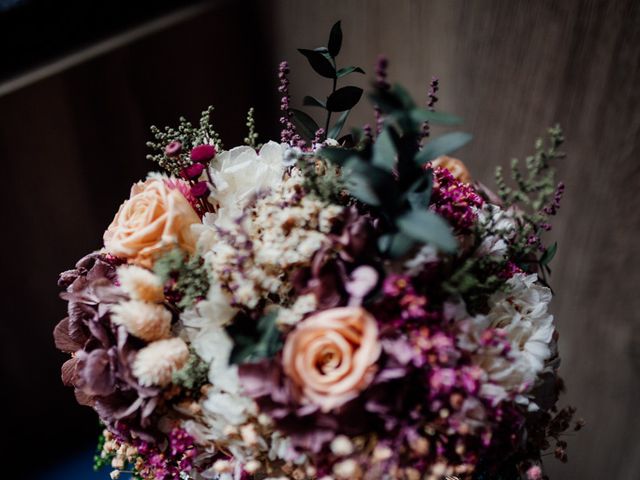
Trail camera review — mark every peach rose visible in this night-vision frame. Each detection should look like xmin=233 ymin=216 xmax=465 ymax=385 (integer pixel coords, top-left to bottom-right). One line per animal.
xmin=432 ymin=155 xmax=472 ymax=183
xmin=282 ymin=306 xmax=381 ymax=412
xmin=103 ymin=177 xmax=201 ymax=267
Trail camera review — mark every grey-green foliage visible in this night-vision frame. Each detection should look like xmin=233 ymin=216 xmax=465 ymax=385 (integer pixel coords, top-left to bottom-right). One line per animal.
xmin=495 ymin=125 xmax=565 ymax=271
xmin=172 ymin=350 xmax=210 ymax=391
xmin=154 ymin=249 xmax=210 ymax=310
xmin=146 ymin=106 xmax=223 ymax=176
xmin=495 ymin=125 xmax=564 ymax=212
xmin=319 ymin=83 xmax=471 ymax=257
xmin=230 ymin=310 xmax=283 ymax=365
xmin=243 ymin=107 xmax=260 ymax=148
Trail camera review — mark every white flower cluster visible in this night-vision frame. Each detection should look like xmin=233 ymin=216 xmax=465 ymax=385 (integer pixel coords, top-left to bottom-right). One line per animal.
xmin=458 ymin=273 xmax=555 ymax=409
xmin=198 ymin=165 xmax=342 ymax=310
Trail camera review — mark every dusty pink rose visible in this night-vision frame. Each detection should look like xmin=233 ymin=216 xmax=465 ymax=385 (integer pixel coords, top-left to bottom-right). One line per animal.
xmin=103 ymin=177 xmax=201 ymax=267
xmin=282 ymin=306 xmax=381 ymax=412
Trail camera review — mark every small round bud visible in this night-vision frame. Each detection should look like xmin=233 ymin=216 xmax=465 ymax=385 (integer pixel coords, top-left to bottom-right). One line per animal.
xmin=165 ymin=141 xmax=182 ymax=157
xmin=190 ymin=144 xmax=217 ymax=163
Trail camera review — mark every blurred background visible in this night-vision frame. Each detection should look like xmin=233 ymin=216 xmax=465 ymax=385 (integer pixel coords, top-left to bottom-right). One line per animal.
xmin=1 ymin=0 xmax=638 ymax=478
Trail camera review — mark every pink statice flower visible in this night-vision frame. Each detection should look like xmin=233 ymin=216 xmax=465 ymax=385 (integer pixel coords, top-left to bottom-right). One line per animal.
xmin=430 ymin=165 xmax=484 ymax=232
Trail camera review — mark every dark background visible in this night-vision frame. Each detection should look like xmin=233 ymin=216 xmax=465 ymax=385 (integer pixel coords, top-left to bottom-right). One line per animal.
xmin=1 ymin=0 xmax=638 ymax=478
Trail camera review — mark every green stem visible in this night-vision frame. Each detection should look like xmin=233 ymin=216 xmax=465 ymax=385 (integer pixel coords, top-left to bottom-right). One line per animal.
xmin=324 ymin=58 xmax=338 ymax=140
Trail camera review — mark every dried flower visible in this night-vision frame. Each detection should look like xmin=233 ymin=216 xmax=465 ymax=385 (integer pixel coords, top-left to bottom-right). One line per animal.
xmin=133 ymin=338 xmax=189 ymax=387
xmin=117 ymin=265 xmax=164 ymax=303
xmin=282 ymin=307 xmax=381 ymax=411
xmin=111 ymin=300 xmax=172 ymax=342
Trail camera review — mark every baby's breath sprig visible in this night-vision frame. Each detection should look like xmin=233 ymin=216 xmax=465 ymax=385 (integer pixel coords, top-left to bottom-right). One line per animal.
xmin=146 ymin=106 xmax=223 ymax=176
xmin=244 ymin=107 xmax=260 ymax=148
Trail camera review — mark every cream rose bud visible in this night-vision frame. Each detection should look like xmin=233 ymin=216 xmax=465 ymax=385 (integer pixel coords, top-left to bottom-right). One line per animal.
xmin=282 ymin=307 xmax=381 ymax=412
xmin=111 ymin=300 xmax=172 ymax=342
xmin=103 ymin=176 xmax=201 ymax=267
xmin=117 ymin=265 xmax=164 ymax=303
xmin=132 ymin=337 xmax=189 ymax=387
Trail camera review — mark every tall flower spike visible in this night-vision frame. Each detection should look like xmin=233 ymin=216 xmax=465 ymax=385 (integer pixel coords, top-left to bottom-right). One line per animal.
xmin=374 ymin=55 xmax=390 ymax=135
xmin=278 ymin=61 xmax=305 ymax=147
xmin=422 ymin=76 xmax=440 ymax=139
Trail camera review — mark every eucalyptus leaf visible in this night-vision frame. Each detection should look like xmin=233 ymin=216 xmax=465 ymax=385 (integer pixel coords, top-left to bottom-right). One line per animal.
xmin=397 ymin=209 xmax=457 ymax=252
xmin=343 ymin=157 xmax=395 ymax=206
xmin=415 ymin=132 xmax=473 ymax=165
xmin=328 ymin=21 xmax=342 ymax=57
xmin=410 ymin=108 xmax=462 ymax=126
xmin=230 ymin=311 xmax=282 ymax=364
xmin=328 ymin=110 xmax=350 ymax=139
xmin=327 ymin=86 xmax=363 ymax=112
xmin=298 ymin=48 xmax=336 ymax=78
xmin=347 ymin=173 xmax=381 ymax=206
xmin=405 ymin=173 xmax=433 ymax=209
xmin=369 ymin=89 xmax=404 ymax=114
xmin=337 ymin=66 xmax=365 ymax=78
xmin=391 ymin=84 xmax=416 ymax=109
xmin=372 ymin=127 xmax=396 ymax=172
xmin=379 ymin=232 xmax=416 ymax=258
xmin=318 ymin=146 xmax=355 ymax=165
xmin=290 ymin=109 xmax=320 ymax=142
xmin=303 ymin=96 xmax=326 ymax=109
xmin=540 ymin=242 xmax=558 ymax=266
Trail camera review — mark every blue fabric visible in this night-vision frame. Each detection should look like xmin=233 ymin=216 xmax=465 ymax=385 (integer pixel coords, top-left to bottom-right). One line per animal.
xmin=36 ymin=451 xmax=105 ymax=480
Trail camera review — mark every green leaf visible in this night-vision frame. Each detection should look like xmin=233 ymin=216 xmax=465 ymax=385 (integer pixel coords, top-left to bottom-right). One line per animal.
xmin=290 ymin=109 xmax=320 ymax=142
xmin=230 ymin=311 xmax=282 ymax=364
xmin=303 ymin=96 xmax=326 ymax=108
xmin=372 ymin=127 xmax=396 ymax=172
xmin=410 ymin=108 xmax=462 ymax=126
xmin=391 ymin=84 xmax=416 ymax=109
xmin=328 ymin=21 xmax=342 ymax=57
xmin=539 ymin=242 xmax=558 ymax=266
xmin=405 ymin=173 xmax=433 ymax=210
xmin=343 ymin=157 xmax=394 ymax=206
xmin=298 ymin=48 xmax=336 ymax=78
xmin=379 ymin=232 xmax=415 ymax=258
xmin=397 ymin=209 xmax=457 ymax=252
xmin=328 ymin=110 xmax=350 ymax=139
xmin=415 ymin=132 xmax=473 ymax=165
xmin=369 ymin=89 xmax=404 ymax=114
xmin=319 ymin=146 xmax=355 ymax=165
xmin=326 ymin=86 xmax=363 ymax=112
xmin=337 ymin=66 xmax=365 ymax=78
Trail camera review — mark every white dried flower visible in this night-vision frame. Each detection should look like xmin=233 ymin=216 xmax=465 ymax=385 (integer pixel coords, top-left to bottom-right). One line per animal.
xmin=117 ymin=265 xmax=164 ymax=303
xmin=330 ymin=435 xmax=354 ymax=456
xmin=111 ymin=300 xmax=172 ymax=342
xmin=213 ymin=459 xmax=234 ymax=473
xmin=244 ymin=459 xmax=262 ymax=474
xmin=132 ymin=337 xmax=189 ymax=387
xmin=333 ymin=459 xmax=360 ymax=479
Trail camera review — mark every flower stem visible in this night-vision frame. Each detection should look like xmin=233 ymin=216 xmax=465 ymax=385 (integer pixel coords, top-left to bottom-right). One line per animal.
xmin=324 ymin=58 xmax=338 ymax=140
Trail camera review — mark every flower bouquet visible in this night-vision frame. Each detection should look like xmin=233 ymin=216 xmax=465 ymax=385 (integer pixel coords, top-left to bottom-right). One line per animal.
xmin=54 ymin=22 xmax=581 ymax=480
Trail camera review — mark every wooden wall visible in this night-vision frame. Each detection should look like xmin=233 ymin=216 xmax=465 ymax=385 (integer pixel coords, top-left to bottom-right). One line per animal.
xmin=263 ymin=1 xmax=640 ymax=478
xmin=1 ymin=0 xmax=638 ymax=477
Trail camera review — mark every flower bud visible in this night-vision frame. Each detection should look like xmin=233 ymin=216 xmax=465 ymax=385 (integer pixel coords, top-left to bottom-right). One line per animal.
xmin=190 ymin=144 xmax=217 ymax=163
